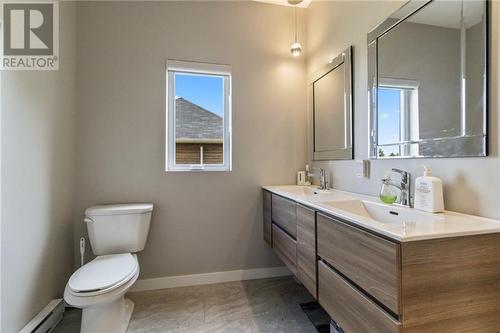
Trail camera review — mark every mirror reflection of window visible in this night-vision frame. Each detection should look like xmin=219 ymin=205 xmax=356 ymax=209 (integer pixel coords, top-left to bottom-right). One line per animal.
xmin=378 ymin=79 xmax=419 ymax=158
xmin=378 ymin=88 xmax=401 ymax=157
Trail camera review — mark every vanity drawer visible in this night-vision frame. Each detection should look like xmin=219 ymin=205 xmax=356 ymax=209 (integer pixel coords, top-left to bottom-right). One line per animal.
xmin=272 ymin=195 xmax=297 ymax=238
xmin=272 ymin=223 xmax=297 ymax=275
xmin=263 ymin=190 xmax=272 ymax=246
xmin=317 ymin=213 xmax=401 ymax=314
xmin=296 ymin=205 xmax=317 ymax=298
xmin=318 ymin=261 xmax=401 ymax=333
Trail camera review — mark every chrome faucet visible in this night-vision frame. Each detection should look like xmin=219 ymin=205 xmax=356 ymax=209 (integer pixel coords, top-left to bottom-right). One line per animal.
xmin=319 ymin=168 xmax=329 ymax=190
xmin=384 ymin=168 xmax=412 ymax=207
xmin=310 ymin=168 xmax=328 ymax=190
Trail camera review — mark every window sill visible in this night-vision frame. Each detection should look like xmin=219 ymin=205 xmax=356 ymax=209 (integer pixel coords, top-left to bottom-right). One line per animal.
xmin=165 ymin=167 xmax=232 ymax=172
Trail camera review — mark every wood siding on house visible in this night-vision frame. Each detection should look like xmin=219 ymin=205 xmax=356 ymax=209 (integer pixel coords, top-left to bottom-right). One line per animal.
xmin=176 ymin=143 xmax=223 ymax=164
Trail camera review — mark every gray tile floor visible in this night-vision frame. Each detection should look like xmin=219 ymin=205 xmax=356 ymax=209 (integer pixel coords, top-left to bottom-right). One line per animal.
xmin=53 ymin=276 xmax=318 ymax=333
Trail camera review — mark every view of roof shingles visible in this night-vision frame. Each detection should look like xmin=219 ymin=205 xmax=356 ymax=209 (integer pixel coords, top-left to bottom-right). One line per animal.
xmin=175 ymin=97 xmax=223 ymax=140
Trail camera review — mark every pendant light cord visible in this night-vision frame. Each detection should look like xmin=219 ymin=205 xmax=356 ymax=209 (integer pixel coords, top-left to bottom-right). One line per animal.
xmin=294 ymin=6 xmax=298 ymax=43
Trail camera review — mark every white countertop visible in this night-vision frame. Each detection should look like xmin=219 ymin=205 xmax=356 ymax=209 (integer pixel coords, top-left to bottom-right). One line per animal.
xmin=263 ymin=185 xmax=500 ymax=242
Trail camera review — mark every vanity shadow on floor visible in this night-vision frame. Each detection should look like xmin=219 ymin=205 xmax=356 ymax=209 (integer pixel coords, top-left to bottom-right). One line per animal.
xmin=300 ymin=302 xmax=331 ymax=333
xmin=53 ymin=276 xmax=320 ymax=333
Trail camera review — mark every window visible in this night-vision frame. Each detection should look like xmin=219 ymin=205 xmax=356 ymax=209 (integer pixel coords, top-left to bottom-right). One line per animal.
xmin=166 ymin=61 xmax=232 ymax=171
xmin=377 ymin=78 xmax=419 ymax=158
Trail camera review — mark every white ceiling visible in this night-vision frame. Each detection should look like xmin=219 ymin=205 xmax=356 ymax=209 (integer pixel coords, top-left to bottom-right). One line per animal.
xmin=254 ymin=0 xmax=312 ymax=8
xmin=399 ymin=0 xmax=484 ymax=29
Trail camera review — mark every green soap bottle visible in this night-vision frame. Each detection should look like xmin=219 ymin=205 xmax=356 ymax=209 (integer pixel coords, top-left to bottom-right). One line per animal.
xmin=379 ymin=173 xmax=398 ymax=204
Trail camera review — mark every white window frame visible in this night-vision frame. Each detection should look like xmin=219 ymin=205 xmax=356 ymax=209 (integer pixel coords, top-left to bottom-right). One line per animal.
xmin=166 ymin=60 xmax=232 ymax=172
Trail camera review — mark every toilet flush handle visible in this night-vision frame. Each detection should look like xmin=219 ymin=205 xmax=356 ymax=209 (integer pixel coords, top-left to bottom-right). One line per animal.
xmin=83 ymin=217 xmax=94 ymax=224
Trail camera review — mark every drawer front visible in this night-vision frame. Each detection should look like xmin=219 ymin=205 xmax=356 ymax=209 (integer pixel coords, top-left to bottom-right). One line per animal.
xmin=296 ymin=205 xmax=317 ymax=298
xmin=272 ymin=224 xmax=297 ymax=275
xmin=271 ymin=195 xmax=297 ymax=238
xmin=317 ymin=213 xmax=401 ymax=314
xmin=318 ymin=261 xmax=401 ymax=333
xmin=263 ymin=190 xmax=272 ymax=246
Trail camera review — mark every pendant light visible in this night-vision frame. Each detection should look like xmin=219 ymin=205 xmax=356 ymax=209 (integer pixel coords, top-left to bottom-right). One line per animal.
xmin=288 ymin=0 xmax=303 ymax=57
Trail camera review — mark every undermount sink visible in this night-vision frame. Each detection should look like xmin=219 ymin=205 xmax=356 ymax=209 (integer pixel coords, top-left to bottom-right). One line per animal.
xmin=321 ymin=199 xmax=443 ymax=225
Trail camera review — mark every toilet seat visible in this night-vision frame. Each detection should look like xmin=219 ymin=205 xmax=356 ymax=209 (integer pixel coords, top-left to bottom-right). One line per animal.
xmin=68 ymin=253 xmax=138 ymax=297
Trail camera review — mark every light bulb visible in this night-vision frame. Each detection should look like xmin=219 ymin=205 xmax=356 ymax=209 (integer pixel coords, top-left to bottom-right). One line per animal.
xmin=291 ymin=42 xmax=302 ymax=57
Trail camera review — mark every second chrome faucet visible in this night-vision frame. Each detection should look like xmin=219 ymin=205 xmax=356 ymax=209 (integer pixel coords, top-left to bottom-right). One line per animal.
xmin=382 ymin=168 xmax=412 ymax=207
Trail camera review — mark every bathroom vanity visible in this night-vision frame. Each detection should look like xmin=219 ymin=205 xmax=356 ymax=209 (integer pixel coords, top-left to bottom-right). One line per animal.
xmin=262 ymin=186 xmax=500 ymax=333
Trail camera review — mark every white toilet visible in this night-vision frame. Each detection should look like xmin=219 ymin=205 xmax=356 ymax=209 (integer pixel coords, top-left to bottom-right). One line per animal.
xmin=64 ymin=203 xmax=153 ymax=333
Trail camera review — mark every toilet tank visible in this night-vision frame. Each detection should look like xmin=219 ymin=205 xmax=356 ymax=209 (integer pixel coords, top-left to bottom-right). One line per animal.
xmin=85 ymin=203 xmax=153 ymax=255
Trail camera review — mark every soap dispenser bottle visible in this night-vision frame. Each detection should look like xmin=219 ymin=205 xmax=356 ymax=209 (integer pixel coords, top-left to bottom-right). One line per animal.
xmin=414 ymin=165 xmax=444 ymax=213
xmin=380 ymin=172 xmax=398 ymax=204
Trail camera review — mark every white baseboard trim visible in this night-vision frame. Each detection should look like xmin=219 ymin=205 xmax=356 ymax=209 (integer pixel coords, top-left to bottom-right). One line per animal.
xmin=130 ymin=266 xmax=292 ymax=292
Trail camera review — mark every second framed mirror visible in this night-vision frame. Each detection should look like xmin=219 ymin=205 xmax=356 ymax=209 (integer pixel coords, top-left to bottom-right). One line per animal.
xmin=309 ymin=46 xmax=353 ymax=161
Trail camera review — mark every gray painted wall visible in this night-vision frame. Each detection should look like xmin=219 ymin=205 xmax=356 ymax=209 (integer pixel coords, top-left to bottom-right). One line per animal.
xmin=306 ymin=1 xmax=500 ymax=219
xmin=74 ymin=1 xmax=307 ymax=278
xmin=1 ymin=3 xmax=76 ymax=332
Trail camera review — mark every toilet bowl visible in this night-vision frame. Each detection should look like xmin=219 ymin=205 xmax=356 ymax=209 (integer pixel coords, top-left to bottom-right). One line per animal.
xmin=64 ymin=203 xmax=153 ymax=333
xmin=64 ymin=254 xmax=139 ymax=333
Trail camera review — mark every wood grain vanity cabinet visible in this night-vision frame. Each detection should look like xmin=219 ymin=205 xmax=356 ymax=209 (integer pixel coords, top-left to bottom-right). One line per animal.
xmin=264 ymin=191 xmax=298 ymax=275
xmin=264 ymin=191 xmax=317 ymax=294
xmin=271 ymin=194 xmax=297 ymax=238
xmin=318 ymin=261 xmax=401 ymax=333
xmin=317 ymin=213 xmax=500 ymax=333
xmin=263 ymin=191 xmax=500 ymax=332
xmin=263 ymin=190 xmax=272 ymax=246
xmin=297 ymin=205 xmax=317 ymax=298
xmin=399 ymin=234 xmax=500 ymax=333
xmin=317 ymin=213 xmax=400 ymax=314
xmin=272 ymin=224 xmax=297 ymax=275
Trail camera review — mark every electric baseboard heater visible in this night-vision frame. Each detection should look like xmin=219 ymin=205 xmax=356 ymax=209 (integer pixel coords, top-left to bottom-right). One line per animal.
xmin=19 ymin=299 xmax=65 ymax=333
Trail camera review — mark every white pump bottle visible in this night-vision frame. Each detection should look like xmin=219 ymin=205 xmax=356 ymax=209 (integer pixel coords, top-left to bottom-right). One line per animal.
xmin=414 ymin=165 xmax=444 ymax=213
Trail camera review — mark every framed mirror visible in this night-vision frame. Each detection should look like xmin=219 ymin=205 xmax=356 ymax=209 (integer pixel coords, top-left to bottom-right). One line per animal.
xmin=309 ymin=46 xmax=353 ymax=160
xmin=368 ymin=0 xmax=488 ymax=159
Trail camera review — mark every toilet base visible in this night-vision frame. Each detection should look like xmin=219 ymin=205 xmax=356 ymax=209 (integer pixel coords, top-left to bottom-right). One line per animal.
xmin=81 ymin=296 xmax=134 ymax=333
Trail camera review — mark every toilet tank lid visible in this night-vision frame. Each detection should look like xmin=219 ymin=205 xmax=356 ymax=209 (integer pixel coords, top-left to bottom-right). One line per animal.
xmin=85 ymin=203 xmax=153 ymax=216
